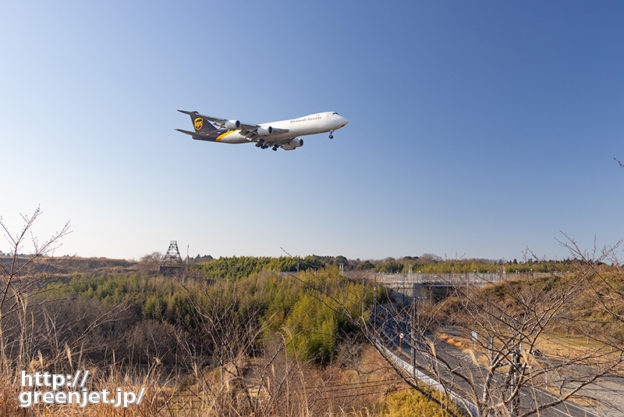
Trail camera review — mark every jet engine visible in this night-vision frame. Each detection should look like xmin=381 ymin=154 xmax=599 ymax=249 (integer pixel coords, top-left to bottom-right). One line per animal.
xmin=224 ymin=120 xmax=240 ymax=129
xmin=256 ymin=126 xmax=273 ymax=136
xmin=281 ymin=138 xmax=304 ymax=151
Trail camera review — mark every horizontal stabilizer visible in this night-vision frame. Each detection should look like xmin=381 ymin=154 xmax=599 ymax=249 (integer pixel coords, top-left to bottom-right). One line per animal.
xmin=175 ymin=128 xmax=196 ymax=136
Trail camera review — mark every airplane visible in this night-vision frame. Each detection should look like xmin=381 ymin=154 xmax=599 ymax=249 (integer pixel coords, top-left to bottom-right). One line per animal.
xmin=176 ymin=110 xmax=349 ymax=151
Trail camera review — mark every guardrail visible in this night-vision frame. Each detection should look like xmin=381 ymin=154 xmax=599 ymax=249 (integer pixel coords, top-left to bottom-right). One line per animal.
xmin=374 ymin=272 xmax=505 ymax=284
xmin=373 ymin=340 xmax=478 ymax=416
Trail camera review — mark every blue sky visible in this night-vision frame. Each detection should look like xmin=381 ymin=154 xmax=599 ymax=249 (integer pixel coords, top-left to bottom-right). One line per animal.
xmin=1 ymin=1 xmax=623 ymax=260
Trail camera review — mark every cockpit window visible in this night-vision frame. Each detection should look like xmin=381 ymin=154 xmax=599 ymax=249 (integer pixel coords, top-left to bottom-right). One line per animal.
xmin=332 ymin=112 xmax=339 ymax=115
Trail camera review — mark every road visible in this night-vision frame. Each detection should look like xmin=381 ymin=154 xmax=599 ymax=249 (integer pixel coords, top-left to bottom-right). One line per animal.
xmin=376 ymin=310 xmax=599 ymax=417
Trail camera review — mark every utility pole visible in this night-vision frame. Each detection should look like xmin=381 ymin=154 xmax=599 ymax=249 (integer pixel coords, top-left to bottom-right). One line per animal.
xmin=374 ymin=274 xmax=378 ymax=334
xmin=511 ymin=349 xmax=521 ymax=415
xmin=503 ymin=348 xmax=521 ymax=416
xmin=280 ymin=246 xmax=299 ymax=272
xmin=411 ymin=299 xmax=416 ymax=378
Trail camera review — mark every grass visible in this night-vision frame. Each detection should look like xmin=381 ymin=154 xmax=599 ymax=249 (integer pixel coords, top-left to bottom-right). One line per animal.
xmin=0 ymin=344 xmax=461 ymax=416
xmin=434 ymin=328 xmax=620 ymax=408
xmin=379 ymin=388 xmax=464 ymax=417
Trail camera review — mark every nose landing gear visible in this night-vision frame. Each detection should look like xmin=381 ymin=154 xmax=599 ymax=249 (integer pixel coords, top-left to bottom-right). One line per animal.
xmin=329 ymin=130 xmax=334 ymax=139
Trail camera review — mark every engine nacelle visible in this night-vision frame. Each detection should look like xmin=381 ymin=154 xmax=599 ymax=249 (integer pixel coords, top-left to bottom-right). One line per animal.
xmin=256 ymin=126 xmax=273 ymax=136
xmin=281 ymin=138 xmax=304 ymax=151
xmin=224 ymin=120 xmax=240 ymax=129
xmin=289 ymin=138 xmax=303 ymax=148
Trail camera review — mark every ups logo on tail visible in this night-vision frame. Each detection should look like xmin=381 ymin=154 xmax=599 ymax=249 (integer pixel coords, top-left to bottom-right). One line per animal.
xmin=194 ymin=117 xmax=203 ymax=131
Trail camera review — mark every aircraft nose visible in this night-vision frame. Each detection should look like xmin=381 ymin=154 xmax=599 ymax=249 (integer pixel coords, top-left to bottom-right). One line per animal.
xmin=341 ymin=116 xmax=349 ymax=127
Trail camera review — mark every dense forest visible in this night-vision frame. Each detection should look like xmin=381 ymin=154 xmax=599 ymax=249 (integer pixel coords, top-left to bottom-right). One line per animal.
xmin=193 ymin=254 xmax=576 ymax=275
xmin=41 ymin=265 xmax=387 ymax=367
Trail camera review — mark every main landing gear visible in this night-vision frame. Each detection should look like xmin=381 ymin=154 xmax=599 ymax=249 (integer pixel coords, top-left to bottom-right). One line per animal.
xmin=255 ymin=139 xmax=278 ymax=150
xmin=329 ymin=130 xmax=334 ymax=139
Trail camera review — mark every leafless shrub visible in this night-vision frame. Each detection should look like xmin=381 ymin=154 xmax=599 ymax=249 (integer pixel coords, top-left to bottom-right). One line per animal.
xmin=0 ymin=208 xmax=70 ymax=370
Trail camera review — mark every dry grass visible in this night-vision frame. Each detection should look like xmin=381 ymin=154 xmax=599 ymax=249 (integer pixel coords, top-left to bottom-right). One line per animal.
xmin=435 ymin=329 xmax=616 ymax=408
xmin=0 ymin=345 xmax=432 ymax=417
xmin=438 ymin=328 xmax=624 ymax=370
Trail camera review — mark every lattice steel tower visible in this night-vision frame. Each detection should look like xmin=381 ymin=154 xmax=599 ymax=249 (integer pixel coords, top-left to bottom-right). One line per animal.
xmin=160 ymin=241 xmax=183 ymax=275
xmin=162 ymin=241 xmax=183 ymax=265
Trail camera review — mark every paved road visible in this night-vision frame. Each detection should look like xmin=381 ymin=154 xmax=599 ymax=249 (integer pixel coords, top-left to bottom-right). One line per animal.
xmin=377 ymin=311 xmax=599 ymax=417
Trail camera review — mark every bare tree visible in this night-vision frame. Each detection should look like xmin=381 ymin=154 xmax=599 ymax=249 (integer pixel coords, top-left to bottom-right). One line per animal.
xmin=280 ymin=264 xmax=624 ymax=417
xmin=138 ymin=251 xmax=164 ymax=273
xmin=0 ymin=207 xmax=70 ymax=371
xmin=175 ymin=281 xmax=317 ymax=417
xmin=558 ymin=235 xmax=624 ymax=349
xmin=360 ymin=269 xmax=624 ymax=417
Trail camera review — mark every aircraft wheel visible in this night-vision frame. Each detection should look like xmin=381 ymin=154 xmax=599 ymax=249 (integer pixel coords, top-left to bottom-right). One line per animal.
xmin=329 ymin=135 xmax=333 ymax=139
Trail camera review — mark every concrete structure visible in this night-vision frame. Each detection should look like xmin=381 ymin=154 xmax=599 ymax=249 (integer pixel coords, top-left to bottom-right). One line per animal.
xmin=360 ymin=272 xmax=508 ymax=304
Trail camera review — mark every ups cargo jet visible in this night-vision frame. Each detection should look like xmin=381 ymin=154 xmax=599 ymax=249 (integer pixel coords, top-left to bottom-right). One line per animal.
xmin=176 ymin=110 xmax=349 ymax=151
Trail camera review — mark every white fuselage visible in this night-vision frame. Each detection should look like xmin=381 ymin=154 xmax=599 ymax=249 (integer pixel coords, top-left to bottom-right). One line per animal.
xmin=218 ymin=112 xmax=349 ymax=144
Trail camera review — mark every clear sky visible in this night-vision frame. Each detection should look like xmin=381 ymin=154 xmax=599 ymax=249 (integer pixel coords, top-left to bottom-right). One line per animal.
xmin=1 ymin=1 xmax=623 ymax=261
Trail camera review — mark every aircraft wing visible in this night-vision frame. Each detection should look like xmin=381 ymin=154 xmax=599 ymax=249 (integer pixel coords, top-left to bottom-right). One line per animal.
xmin=239 ymin=126 xmax=289 ymax=142
xmin=177 ymin=110 xmax=288 ymax=142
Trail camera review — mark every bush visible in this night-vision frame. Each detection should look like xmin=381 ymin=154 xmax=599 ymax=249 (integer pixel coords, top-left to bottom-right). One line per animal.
xmin=43 ymin=267 xmax=379 ymax=366
xmin=380 ymin=389 xmax=463 ymax=416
